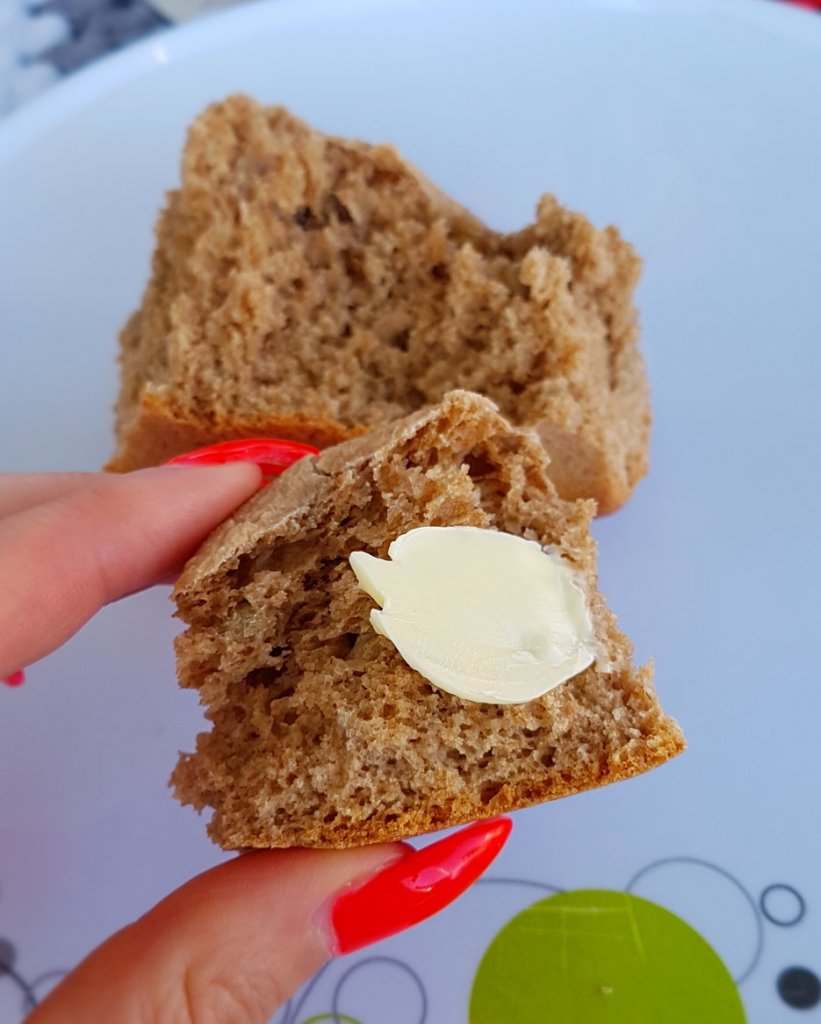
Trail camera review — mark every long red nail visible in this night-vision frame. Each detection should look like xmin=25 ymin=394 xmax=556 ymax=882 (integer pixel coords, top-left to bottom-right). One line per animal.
xmin=2 ymin=670 xmax=25 ymax=687
xmin=330 ymin=817 xmax=512 ymax=955
xmin=165 ymin=438 xmax=319 ymax=478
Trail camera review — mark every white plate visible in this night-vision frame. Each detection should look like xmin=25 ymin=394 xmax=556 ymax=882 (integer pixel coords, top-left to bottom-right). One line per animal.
xmin=1 ymin=1 xmax=820 ymax=1021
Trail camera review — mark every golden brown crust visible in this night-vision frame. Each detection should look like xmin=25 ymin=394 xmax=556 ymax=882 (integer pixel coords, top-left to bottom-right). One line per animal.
xmin=205 ymin=688 xmax=685 ymax=849
xmin=105 ymin=390 xmax=361 ymax=472
xmin=108 ymin=387 xmax=647 ymax=516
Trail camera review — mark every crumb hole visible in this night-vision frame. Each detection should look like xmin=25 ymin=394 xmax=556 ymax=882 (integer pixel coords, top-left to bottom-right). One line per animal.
xmin=343 ymin=249 xmax=365 ymax=282
xmin=325 ymin=195 xmax=353 ymax=224
xmin=294 ymin=206 xmax=323 ymax=230
xmin=480 ymin=781 xmax=504 ymax=804
xmin=389 ymin=329 xmax=410 ymax=352
xmin=246 ymin=666 xmax=285 ymax=688
xmin=328 ymin=632 xmax=359 ymax=659
xmin=403 ymin=445 xmax=441 ymax=471
xmin=463 ymin=448 xmax=496 ymax=480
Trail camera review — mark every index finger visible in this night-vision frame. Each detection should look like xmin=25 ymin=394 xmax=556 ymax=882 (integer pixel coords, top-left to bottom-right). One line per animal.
xmin=0 ymin=472 xmax=104 ymax=518
xmin=0 ymin=463 xmax=261 ymax=679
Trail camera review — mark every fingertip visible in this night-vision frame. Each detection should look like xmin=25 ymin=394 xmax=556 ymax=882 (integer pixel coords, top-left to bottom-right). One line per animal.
xmin=122 ymin=461 xmax=265 ymax=520
xmin=140 ymin=460 xmax=264 ymax=493
xmin=0 ymin=460 xmax=267 ymax=675
xmin=328 ymin=819 xmax=512 ymax=956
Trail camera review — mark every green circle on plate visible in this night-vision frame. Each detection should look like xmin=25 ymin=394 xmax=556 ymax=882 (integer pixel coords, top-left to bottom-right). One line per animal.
xmin=470 ymin=889 xmax=745 ymax=1023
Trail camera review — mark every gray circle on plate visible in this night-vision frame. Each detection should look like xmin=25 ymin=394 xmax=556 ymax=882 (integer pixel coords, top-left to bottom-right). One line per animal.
xmin=760 ymin=884 xmax=805 ymax=927
xmin=0 ymin=938 xmax=16 ymax=968
xmin=626 ymin=856 xmax=763 ymax=984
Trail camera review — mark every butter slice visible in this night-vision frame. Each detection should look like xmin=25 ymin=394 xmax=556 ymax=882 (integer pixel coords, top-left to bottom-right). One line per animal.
xmin=348 ymin=526 xmax=596 ymax=705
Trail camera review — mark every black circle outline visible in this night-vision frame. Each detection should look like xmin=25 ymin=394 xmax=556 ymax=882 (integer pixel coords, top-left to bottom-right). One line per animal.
xmin=332 ymin=956 xmax=427 ymax=1024
xmin=0 ymin=937 xmax=16 ymax=970
xmin=626 ymin=856 xmax=763 ymax=985
xmin=760 ymin=884 xmax=806 ymax=927
xmin=277 ymin=877 xmax=563 ymax=1023
xmin=0 ymin=961 xmax=38 ymax=1014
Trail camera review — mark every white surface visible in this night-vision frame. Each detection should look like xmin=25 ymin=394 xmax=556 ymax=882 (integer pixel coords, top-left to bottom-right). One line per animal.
xmin=1 ymin=0 xmax=820 ymax=1020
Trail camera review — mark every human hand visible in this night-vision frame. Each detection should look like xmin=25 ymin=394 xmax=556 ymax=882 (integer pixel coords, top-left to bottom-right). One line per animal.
xmin=1 ymin=465 xmax=511 ymax=1023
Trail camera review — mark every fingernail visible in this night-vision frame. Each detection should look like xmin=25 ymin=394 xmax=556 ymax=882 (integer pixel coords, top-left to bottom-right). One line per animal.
xmin=329 ymin=817 xmax=512 ymax=955
xmin=2 ymin=670 xmax=25 ymax=687
xmin=164 ymin=438 xmax=319 ymax=479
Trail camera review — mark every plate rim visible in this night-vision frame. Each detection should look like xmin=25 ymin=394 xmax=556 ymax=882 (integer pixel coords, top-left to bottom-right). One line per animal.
xmin=1 ymin=0 xmax=820 ymax=164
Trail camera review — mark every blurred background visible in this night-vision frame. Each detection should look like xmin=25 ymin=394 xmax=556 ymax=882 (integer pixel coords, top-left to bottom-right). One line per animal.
xmin=2 ymin=0 xmax=819 ymax=116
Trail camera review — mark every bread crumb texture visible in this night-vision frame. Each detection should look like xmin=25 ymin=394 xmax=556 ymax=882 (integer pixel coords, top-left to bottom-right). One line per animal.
xmin=172 ymin=391 xmax=683 ymax=849
xmin=110 ymin=95 xmax=650 ymax=512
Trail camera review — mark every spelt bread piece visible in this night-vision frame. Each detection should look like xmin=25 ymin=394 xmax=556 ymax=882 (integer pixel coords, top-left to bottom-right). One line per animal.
xmin=172 ymin=390 xmax=683 ymax=849
xmin=110 ymin=95 xmax=649 ymax=512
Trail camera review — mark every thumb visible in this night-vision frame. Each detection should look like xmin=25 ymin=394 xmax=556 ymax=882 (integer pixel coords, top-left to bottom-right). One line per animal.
xmin=27 ymin=819 xmax=511 ymax=1024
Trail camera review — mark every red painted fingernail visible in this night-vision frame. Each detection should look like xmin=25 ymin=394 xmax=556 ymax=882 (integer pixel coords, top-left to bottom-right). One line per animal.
xmin=165 ymin=438 xmax=319 ymax=479
xmin=2 ymin=670 xmax=25 ymax=687
xmin=330 ymin=817 xmax=512 ymax=955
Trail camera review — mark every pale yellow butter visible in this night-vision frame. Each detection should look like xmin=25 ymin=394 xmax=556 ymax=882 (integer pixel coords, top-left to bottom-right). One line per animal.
xmin=348 ymin=526 xmax=596 ymax=705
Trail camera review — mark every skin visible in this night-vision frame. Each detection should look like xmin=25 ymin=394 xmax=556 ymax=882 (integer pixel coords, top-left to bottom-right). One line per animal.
xmin=0 ymin=466 xmax=404 ymax=1024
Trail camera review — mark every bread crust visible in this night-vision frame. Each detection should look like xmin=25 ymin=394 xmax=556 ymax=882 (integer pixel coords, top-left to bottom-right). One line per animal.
xmin=105 ymin=390 xmax=360 ymax=472
xmin=191 ymin=663 xmax=684 ymax=850
xmin=108 ymin=383 xmax=648 ymax=514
